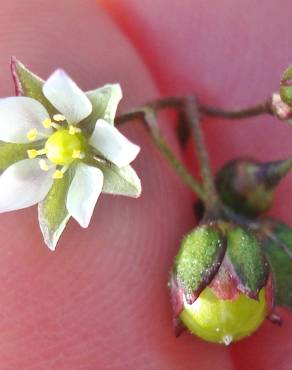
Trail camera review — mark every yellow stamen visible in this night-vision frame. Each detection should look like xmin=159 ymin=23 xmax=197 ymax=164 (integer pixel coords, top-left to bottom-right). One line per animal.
xmin=39 ymin=159 xmax=50 ymax=171
xmin=42 ymin=118 xmax=52 ymax=128
xmin=53 ymin=170 xmax=63 ymax=179
xmin=43 ymin=118 xmax=62 ymax=131
xmin=53 ymin=114 xmax=66 ymax=122
xmin=27 ymin=148 xmax=46 ymax=159
xmin=69 ymin=125 xmax=81 ymax=135
xmin=72 ymin=149 xmax=84 ymax=159
xmin=26 ymin=128 xmax=38 ymax=141
xmin=27 ymin=149 xmax=38 ymax=159
xmin=52 ymin=166 xmax=68 ymax=180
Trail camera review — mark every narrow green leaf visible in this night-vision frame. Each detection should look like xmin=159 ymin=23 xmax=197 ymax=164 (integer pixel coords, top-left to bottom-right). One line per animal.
xmin=97 ymin=162 xmax=141 ymax=198
xmin=260 ymin=220 xmax=292 ymax=309
xmin=12 ymin=58 xmax=57 ymax=116
xmin=80 ymin=84 xmax=122 ymax=136
xmin=38 ymin=169 xmax=73 ymax=250
xmin=227 ymin=227 xmax=269 ymax=298
xmin=175 ymin=224 xmax=226 ymax=303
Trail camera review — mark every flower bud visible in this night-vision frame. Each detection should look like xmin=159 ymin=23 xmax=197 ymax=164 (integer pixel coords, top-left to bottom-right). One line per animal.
xmin=280 ymin=65 xmax=292 ymax=107
xmin=169 ymin=222 xmax=271 ymax=344
xmin=216 ymin=158 xmax=292 ymax=217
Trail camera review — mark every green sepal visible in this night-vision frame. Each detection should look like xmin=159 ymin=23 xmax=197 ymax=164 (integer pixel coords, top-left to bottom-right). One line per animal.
xmin=11 ymin=58 xmax=57 ymax=116
xmin=0 ymin=140 xmax=43 ymax=173
xmin=280 ymin=86 xmax=292 ymax=107
xmin=259 ymin=220 xmax=292 ymax=309
xmin=174 ymin=224 xmax=226 ymax=304
xmin=280 ymin=65 xmax=292 ymax=107
xmin=38 ymin=168 xmax=74 ymax=250
xmin=79 ymin=84 xmax=122 ymax=136
xmin=281 ymin=65 xmax=292 ymax=82
xmin=96 ymin=161 xmax=141 ymax=198
xmin=226 ymin=227 xmax=269 ymax=298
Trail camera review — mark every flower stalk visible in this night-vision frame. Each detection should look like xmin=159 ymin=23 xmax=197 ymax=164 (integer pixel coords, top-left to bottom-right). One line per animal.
xmin=116 ymin=93 xmax=281 ymax=206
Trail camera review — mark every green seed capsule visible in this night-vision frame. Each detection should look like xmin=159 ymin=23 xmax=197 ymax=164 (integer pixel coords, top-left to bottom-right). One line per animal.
xmin=180 ymin=287 xmax=267 ymax=345
xmin=170 ymin=222 xmax=271 ymax=344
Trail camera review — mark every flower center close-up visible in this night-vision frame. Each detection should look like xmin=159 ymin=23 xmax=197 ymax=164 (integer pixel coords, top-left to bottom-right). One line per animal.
xmin=45 ymin=129 xmax=83 ymax=166
xmin=27 ymin=114 xmax=85 ymax=179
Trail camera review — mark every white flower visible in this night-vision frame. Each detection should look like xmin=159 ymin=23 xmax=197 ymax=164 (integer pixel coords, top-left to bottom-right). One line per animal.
xmin=0 ymin=59 xmax=141 ymax=250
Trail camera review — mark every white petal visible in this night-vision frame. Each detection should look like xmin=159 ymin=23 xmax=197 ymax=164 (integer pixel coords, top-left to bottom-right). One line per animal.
xmin=89 ymin=119 xmax=140 ymax=167
xmin=66 ymin=163 xmax=103 ymax=228
xmin=0 ymin=97 xmax=51 ymax=143
xmin=0 ymin=159 xmax=54 ymax=212
xmin=43 ymin=69 xmax=92 ymax=124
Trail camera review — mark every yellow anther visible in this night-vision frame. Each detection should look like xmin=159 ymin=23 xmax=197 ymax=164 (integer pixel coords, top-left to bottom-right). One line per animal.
xmin=53 ymin=114 xmax=66 ymax=122
xmin=27 ymin=149 xmax=38 ymax=159
xmin=53 ymin=170 xmax=63 ymax=179
xmin=42 ymin=118 xmax=52 ymax=128
xmin=52 ymin=166 xmax=68 ymax=180
xmin=26 ymin=129 xmax=38 ymax=141
xmin=72 ymin=149 xmax=84 ymax=159
xmin=69 ymin=125 xmax=81 ymax=135
xmin=27 ymin=148 xmax=46 ymax=159
xmin=39 ymin=159 xmax=50 ymax=171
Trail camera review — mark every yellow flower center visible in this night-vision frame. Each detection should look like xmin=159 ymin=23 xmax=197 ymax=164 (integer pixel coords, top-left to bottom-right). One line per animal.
xmin=26 ymin=115 xmax=85 ymax=179
xmin=45 ymin=129 xmax=82 ymax=166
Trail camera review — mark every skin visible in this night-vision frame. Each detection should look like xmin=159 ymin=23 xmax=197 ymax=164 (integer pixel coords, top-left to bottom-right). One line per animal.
xmin=0 ymin=0 xmax=290 ymax=369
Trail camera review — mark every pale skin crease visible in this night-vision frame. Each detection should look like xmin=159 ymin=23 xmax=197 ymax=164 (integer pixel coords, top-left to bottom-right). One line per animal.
xmin=103 ymin=1 xmax=292 ymax=370
xmin=0 ymin=1 xmax=233 ymax=369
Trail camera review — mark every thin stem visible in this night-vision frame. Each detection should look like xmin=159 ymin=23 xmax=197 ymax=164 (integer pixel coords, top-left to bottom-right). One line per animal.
xmin=116 ymin=107 xmax=205 ymax=200
xmin=183 ymin=98 xmax=219 ymax=208
xmin=115 ymin=111 xmax=145 ymax=125
xmin=143 ymin=109 xmax=205 ymax=200
xmin=116 ymin=96 xmax=273 ymax=124
xmin=115 ymin=95 xmax=275 ymax=206
xmin=199 ymin=101 xmax=271 ymax=119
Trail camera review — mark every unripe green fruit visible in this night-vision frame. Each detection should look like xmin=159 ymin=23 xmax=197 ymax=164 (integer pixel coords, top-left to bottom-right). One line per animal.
xmin=180 ymin=287 xmax=267 ymax=344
